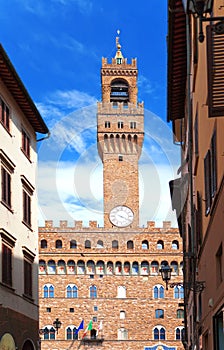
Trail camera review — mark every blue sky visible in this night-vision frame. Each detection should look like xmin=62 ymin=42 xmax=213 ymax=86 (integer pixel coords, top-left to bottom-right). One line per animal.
xmin=1 ymin=0 xmax=180 ymax=227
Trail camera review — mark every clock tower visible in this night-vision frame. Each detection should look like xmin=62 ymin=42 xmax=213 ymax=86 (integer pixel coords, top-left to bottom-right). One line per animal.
xmin=97 ymin=35 xmax=144 ymax=228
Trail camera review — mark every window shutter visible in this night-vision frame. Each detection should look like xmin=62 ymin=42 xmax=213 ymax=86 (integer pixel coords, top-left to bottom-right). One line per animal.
xmin=207 ymin=25 xmax=224 ymax=117
xmin=204 ymin=150 xmax=211 ymax=215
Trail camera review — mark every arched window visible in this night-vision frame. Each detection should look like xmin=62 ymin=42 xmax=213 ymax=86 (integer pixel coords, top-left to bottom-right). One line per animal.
xmin=85 ymin=240 xmax=91 ymax=249
xmin=70 ymin=240 xmax=77 ymax=249
xmin=67 ymin=260 xmax=75 ymax=274
xmin=115 ymin=261 xmax=122 ymax=275
xmin=127 ymin=240 xmax=134 ymax=249
xmin=106 ymin=261 xmax=113 ymax=274
xmin=77 ymin=260 xmax=85 ymax=274
xmin=180 ymin=261 xmax=183 ymax=275
xmin=39 ymin=260 xmax=46 ymax=274
xmin=55 ymin=240 xmax=62 ymax=249
xmin=141 ymin=261 xmax=149 ymax=275
xmin=175 ymin=327 xmax=185 ymax=340
xmin=87 ymin=260 xmax=95 ymax=274
xmin=155 ymin=309 xmax=164 ymax=319
xmin=97 ymin=240 xmax=103 ymax=248
xmin=153 ymin=326 xmax=166 ymax=340
xmin=43 ymin=326 xmax=56 ymax=340
xmin=66 ymin=284 xmax=78 ymax=298
xmin=151 ymin=261 xmax=159 ymax=274
xmin=43 ymin=284 xmax=54 ymax=298
xmin=132 ymin=261 xmax=139 ymax=275
xmin=47 ymin=260 xmax=56 ymax=274
xmin=153 ymin=285 xmax=164 ymax=299
xmin=57 ymin=260 xmax=66 ymax=274
xmin=142 ymin=240 xmax=149 ymax=249
xmin=96 ymin=261 xmax=105 ymax=274
xmin=112 ymin=240 xmax=119 ymax=249
xmin=174 ymin=285 xmax=184 ymax=299
xmin=117 ymin=286 xmax=126 ymax=298
xmin=123 ymin=262 xmax=130 ymax=274
xmin=177 ymin=309 xmax=184 ymax=319
xmin=172 ymin=240 xmax=179 ymax=249
xmin=118 ymin=328 xmax=128 ymax=340
xmin=90 ymin=285 xmax=97 ymax=298
xmin=120 ymin=310 xmax=126 ymax=319
xmin=171 ymin=261 xmax=178 ymax=275
xmin=41 ymin=239 xmax=47 ymax=248
xmin=157 ymin=240 xmax=164 ymax=249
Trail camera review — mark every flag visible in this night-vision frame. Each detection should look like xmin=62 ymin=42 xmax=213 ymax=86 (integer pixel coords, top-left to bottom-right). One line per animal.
xmin=96 ymin=321 xmax=103 ymax=337
xmin=82 ymin=320 xmax=93 ymax=338
xmin=75 ymin=319 xmax=84 ymax=335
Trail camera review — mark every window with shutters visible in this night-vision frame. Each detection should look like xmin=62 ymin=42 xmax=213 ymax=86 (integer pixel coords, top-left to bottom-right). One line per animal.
xmin=21 ymin=176 xmax=34 ymax=228
xmin=1 ymin=229 xmax=16 ymax=287
xmin=204 ymin=130 xmax=217 ymax=215
xmin=207 ymin=25 xmax=224 ymax=117
xmin=21 ymin=129 xmax=31 ymax=159
xmin=0 ymin=150 xmax=15 ymax=210
xmin=0 ymin=97 xmax=10 ymax=132
xmin=204 ymin=150 xmax=211 ymax=215
xmin=22 ymin=247 xmax=35 ymax=299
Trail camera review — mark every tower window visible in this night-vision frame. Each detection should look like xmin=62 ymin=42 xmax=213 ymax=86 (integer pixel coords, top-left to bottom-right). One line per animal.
xmin=119 ymin=155 xmax=123 ymax=162
xmin=105 ymin=121 xmax=110 ymax=128
xmin=130 ymin=122 xmax=136 ymax=129
xmin=116 ymin=58 xmax=122 ymax=64
xmin=118 ymin=121 xmax=123 ymax=129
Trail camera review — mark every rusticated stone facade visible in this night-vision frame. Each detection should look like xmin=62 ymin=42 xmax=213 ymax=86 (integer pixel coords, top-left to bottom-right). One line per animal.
xmin=39 ymin=220 xmax=184 ymax=350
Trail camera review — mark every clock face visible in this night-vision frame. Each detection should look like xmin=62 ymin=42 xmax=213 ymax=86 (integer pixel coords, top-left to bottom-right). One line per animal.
xmin=109 ymin=205 xmax=134 ymax=227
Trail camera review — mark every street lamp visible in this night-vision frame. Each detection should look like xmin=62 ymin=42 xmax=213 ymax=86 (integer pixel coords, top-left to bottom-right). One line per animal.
xmin=187 ymin=0 xmax=224 ymax=42
xmin=159 ymin=265 xmax=172 ymax=290
xmin=53 ymin=318 xmax=62 ymax=334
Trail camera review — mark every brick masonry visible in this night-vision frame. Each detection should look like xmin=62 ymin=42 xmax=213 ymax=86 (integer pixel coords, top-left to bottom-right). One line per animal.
xmin=39 ymin=220 xmax=184 ymax=350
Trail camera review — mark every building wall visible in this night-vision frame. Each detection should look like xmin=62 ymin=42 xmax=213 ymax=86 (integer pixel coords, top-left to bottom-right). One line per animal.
xmin=0 ymin=55 xmax=42 ymax=349
xmin=39 ymin=220 xmax=184 ymax=350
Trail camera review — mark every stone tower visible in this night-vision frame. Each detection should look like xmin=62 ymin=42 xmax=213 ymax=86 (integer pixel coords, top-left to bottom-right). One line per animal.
xmin=97 ymin=34 xmax=144 ymax=228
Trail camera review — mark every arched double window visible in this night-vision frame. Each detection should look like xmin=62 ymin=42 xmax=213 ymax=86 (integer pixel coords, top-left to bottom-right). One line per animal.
xmin=175 ymin=327 xmax=185 ymax=340
xmin=90 ymin=285 xmax=97 ymax=298
xmin=153 ymin=326 xmax=166 ymax=340
xmin=66 ymin=326 xmax=78 ymax=340
xmin=118 ymin=328 xmax=128 ymax=340
xmin=43 ymin=326 xmax=56 ymax=340
xmin=153 ymin=285 xmax=165 ymax=299
xmin=174 ymin=285 xmax=184 ymax=299
xmin=66 ymin=284 xmax=78 ymax=298
xmin=43 ymin=284 xmax=54 ymax=298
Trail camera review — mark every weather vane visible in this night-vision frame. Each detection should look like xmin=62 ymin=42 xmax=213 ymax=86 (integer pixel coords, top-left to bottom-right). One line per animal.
xmin=116 ymin=29 xmax=121 ymax=49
